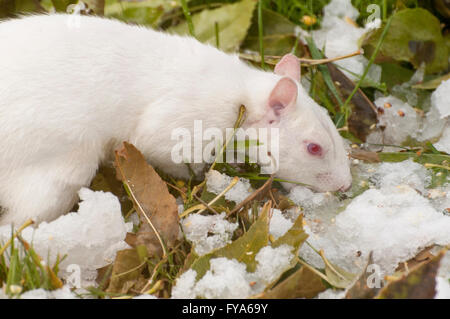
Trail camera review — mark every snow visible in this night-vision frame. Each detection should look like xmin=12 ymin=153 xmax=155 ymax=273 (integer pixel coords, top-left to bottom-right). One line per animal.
xmin=254 ymin=245 xmax=294 ymax=285
xmin=133 ymin=294 xmax=157 ymax=299
xmin=322 ymin=0 xmax=359 ymax=21
xmin=364 ymin=159 xmax=431 ymax=194
xmin=299 ymin=160 xmax=450 ymax=275
xmin=367 ymin=92 xmax=448 ymax=147
xmin=289 ymin=186 xmax=339 ymax=213
xmin=205 ymin=170 xmax=253 ymax=203
xmin=434 ymin=122 xmax=450 ymax=154
xmin=369 ymin=95 xmax=420 ymax=145
xmin=311 ymin=0 xmax=381 ymax=84
xmin=192 ymin=258 xmax=253 ymax=299
xmin=317 ymin=288 xmax=345 ymax=299
xmin=269 ymin=209 xmax=293 ymax=240
xmin=419 ymin=105 xmax=447 ymax=142
xmin=288 ymin=185 xmax=342 ymax=233
xmin=431 ymin=79 xmax=450 ymax=119
xmin=436 ymin=251 xmax=450 ymax=299
xmin=428 ymin=184 xmax=450 ymax=214
xmin=171 ymin=245 xmax=294 ymax=299
xmin=19 ymin=286 xmax=77 ymax=299
xmin=171 ymin=269 xmax=198 ymax=299
xmin=181 ymin=212 xmax=238 ymax=255
xmin=435 ymin=277 xmax=450 ymax=299
xmin=0 ymin=188 xmax=132 ymax=288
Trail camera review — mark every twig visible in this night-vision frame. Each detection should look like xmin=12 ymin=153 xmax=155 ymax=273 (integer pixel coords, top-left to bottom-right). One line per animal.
xmin=180 ymin=177 xmax=240 ymax=218
xmin=228 ymin=175 xmax=274 ymax=216
xmin=166 ymin=182 xmax=220 ymax=215
xmin=239 ymin=50 xmax=361 ymax=66
xmin=424 ymin=163 xmax=450 ymax=171
xmin=196 ymin=177 xmax=239 ymax=215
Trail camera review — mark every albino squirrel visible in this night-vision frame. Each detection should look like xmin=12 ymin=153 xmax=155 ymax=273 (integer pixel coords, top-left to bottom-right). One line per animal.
xmin=0 ymin=14 xmax=352 ymax=225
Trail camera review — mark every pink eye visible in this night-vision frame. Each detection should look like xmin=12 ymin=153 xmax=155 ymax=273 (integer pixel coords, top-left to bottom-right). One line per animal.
xmin=307 ymin=143 xmax=322 ymax=156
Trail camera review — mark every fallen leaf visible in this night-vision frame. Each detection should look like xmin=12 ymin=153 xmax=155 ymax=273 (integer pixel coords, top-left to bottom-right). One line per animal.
xmin=272 ymin=214 xmax=308 ymax=256
xmin=241 ymin=8 xmax=305 ymax=57
xmin=326 ymin=63 xmax=378 ymax=142
xmin=105 ymin=0 xmax=172 ymax=27
xmin=320 ymin=250 xmax=357 ymax=289
xmin=376 ymin=249 xmax=446 ymax=299
xmin=115 ymin=142 xmax=179 ymax=258
xmin=168 ymin=0 xmax=257 ymax=52
xmin=187 ymin=201 xmax=271 ymax=280
xmin=380 ymin=62 xmax=415 ymax=91
xmin=259 ymin=265 xmax=326 ymax=299
xmin=395 ymin=246 xmax=437 ymax=272
xmin=363 ymin=8 xmax=448 ymax=74
xmin=345 ymin=252 xmax=382 ymax=299
xmin=412 ymin=73 xmax=450 ymax=90
xmin=84 ymin=0 xmax=105 ymax=15
xmin=350 ymin=149 xmax=381 ymax=163
xmin=105 ymin=249 xmax=143 ymax=294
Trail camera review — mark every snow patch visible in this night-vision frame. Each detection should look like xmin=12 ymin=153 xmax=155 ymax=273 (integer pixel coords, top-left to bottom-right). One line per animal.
xmin=171 ymin=245 xmax=294 ymax=299
xmin=182 ymin=212 xmax=238 ymax=256
xmin=205 ymin=170 xmax=252 ymax=203
xmin=0 ymin=188 xmax=132 ymax=286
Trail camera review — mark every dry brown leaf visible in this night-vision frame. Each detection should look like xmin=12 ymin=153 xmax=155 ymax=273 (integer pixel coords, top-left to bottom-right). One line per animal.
xmin=105 ymin=249 xmax=143 ymax=294
xmin=345 ymin=252 xmax=382 ymax=299
xmin=395 ymin=246 xmax=436 ymax=273
xmin=327 ymin=63 xmax=378 ymax=142
xmin=350 ymin=149 xmax=381 ymax=163
xmin=376 ymin=249 xmax=446 ymax=299
xmin=258 ymin=266 xmax=326 ymax=299
xmin=115 ymin=142 xmax=179 ymax=258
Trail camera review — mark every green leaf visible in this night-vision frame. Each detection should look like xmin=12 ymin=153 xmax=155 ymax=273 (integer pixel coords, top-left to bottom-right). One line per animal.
xmin=412 ymin=73 xmax=450 ymax=90
xmin=168 ymin=0 xmax=257 ymax=52
xmin=272 ymin=214 xmax=308 ymax=256
xmin=363 ymin=8 xmax=448 ymax=74
xmin=241 ymin=8 xmax=304 ymax=57
xmin=319 ymin=250 xmax=357 ymax=289
xmin=188 ymin=202 xmax=270 ymax=280
xmin=306 ymin=36 xmax=344 ymax=109
xmin=380 ymin=63 xmax=415 ymax=91
xmin=105 ymin=0 xmax=171 ymax=26
xmin=378 ymin=152 xmax=450 ymax=165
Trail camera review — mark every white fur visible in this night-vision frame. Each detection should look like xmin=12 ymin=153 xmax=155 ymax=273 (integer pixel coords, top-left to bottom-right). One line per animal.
xmin=0 ymin=14 xmax=351 ymax=225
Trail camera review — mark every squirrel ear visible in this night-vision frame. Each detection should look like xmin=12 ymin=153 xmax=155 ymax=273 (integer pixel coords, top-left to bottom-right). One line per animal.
xmin=274 ymin=54 xmax=301 ymax=82
xmin=265 ymin=77 xmax=298 ymax=124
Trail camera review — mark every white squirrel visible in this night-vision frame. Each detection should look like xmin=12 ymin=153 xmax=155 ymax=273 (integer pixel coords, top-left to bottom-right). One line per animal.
xmin=0 ymin=14 xmax=352 ymax=225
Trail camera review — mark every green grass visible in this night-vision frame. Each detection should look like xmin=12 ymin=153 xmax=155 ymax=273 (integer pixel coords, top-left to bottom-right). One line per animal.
xmin=0 ymin=222 xmax=65 ymax=297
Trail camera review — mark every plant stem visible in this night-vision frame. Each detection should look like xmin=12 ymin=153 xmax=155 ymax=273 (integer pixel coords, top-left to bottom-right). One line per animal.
xmin=180 ymin=0 xmax=195 ymax=38
xmin=214 ymin=21 xmax=220 ymax=49
xmin=342 ymin=14 xmax=393 ymax=122
xmin=258 ymin=0 xmax=265 ymax=69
